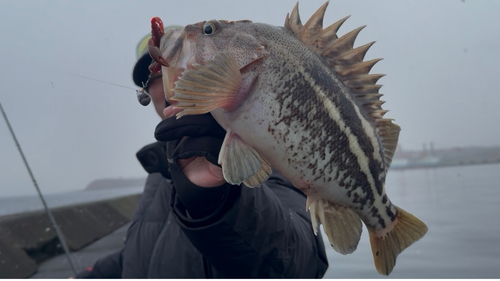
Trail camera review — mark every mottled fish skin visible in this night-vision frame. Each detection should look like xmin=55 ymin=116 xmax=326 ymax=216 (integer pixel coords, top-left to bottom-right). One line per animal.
xmin=155 ymin=5 xmax=427 ymax=275
xmin=197 ymin=22 xmax=396 ymax=231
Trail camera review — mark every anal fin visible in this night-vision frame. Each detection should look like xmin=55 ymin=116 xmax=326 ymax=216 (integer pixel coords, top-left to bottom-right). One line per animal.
xmin=309 ymin=199 xmax=362 ymax=255
xmin=219 ymin=131 xmax=271 ymax=187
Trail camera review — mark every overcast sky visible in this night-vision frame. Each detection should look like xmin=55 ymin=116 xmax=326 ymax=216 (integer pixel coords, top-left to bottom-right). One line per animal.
xmin=1 ymin=0 xmax=498 ymax=197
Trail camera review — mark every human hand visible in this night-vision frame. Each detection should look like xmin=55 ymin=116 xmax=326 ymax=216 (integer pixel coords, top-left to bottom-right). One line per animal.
xmin=178 ymin=154 xmax=225 ymax=187
xmin=155 ymin=107 xmax=226 ymax=188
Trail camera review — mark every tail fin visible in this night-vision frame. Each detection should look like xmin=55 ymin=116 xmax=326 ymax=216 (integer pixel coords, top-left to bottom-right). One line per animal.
xmin=367 ymin=206 xmax=428 ymax=275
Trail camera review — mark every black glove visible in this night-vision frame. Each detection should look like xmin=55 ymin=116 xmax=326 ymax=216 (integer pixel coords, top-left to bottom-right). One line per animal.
xmin=154 ymin=113 xmax=231 ymax=219
xmin=155 ymin=113 xmax=226 ymax=142
xmin=154 ymin=113 xmax=226 ymax=167
xmin=136 ymin=141 xmax=170 ymax=179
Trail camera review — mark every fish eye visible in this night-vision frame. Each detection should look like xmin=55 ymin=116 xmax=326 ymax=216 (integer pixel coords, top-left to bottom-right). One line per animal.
xmin=203 ymin=22 xmax=216 ymax=35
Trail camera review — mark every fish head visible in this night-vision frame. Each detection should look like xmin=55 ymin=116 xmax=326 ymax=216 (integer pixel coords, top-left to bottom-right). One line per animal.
xmin=155 ymin=19 xmax=269 ymax=102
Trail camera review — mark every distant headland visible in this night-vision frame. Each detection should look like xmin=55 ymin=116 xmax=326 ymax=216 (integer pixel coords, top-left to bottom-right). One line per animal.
xmin=85 ymin=177 xmax=147 ymax=190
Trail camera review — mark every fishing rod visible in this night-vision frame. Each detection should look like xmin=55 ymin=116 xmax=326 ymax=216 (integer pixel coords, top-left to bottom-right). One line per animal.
xmin=0 ymin=102 xmax=78 ymax=276
xmin=67 ymin=72 xmax=152 ymax=106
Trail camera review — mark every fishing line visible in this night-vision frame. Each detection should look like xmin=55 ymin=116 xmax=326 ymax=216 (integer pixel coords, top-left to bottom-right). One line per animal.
xmin=66 ymin=72 xmax=152 ymax=106
xmin=0 ymin=102 xmax=78 ymax=276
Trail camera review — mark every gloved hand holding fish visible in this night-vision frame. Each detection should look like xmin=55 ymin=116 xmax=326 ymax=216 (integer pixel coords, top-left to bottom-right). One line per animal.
xmin=147 ymin=2 xmax=427 ymax=276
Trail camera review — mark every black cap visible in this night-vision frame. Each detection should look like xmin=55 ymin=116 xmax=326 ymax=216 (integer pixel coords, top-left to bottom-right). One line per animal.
xmin=132 ymin=53 xmax=152 ymax=88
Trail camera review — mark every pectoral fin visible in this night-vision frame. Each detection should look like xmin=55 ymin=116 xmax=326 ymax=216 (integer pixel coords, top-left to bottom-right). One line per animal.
xmin=172 ymin=52 xmax=242 ymax=118
xmin=219 ymin=131 xmax=271 ymax=187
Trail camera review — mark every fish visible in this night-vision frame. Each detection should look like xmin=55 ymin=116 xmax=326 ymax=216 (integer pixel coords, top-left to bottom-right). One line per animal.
xmin=148 ymin=2 xmax=427 ymax=276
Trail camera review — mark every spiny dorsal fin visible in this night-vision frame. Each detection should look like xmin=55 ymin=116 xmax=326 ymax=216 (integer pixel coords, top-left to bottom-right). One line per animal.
xmin=300 ymin=2 xmax=328 ymax=46
xmin=316 ymin=15 xmax=350 ymax=51
xmin=284 ymin=1 xmax=400 ymax=170
xmin=284 ymin=2 xmax=302 ymax=35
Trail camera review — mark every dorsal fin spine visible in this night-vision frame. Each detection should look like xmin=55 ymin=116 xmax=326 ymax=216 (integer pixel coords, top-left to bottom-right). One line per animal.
xmin=334 ymin=42 xmax=375 ymax=66
xmin=336 ymin=58 xmax=382 ymax=77
xmin=284 ymin=2 xmax=400 ymax=170
xmin=321 ymin=26 xmax=366 ymax=58
xmin=300 ymin=2 xmax=329 ymax=43
xmin=316 ymin=15 xmax=350 ymax=50
xmin=286 ymin=2 xmax=303 ymax=35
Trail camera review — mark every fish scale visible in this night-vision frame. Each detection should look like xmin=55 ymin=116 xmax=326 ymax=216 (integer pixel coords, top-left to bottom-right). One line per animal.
xmin=262 ymin=43 xmax=384 ymax=206
xmin=149 ymin=2 xmax=427 ymax=275
xmin=267 ymin=56 xmax=387 ymax=221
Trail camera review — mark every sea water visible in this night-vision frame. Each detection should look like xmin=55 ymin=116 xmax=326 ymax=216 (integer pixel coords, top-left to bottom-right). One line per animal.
xmin=3 ymin=164 xmax=500 ymax=278
xmin=323 ymin=163 xmax=500 ymax=278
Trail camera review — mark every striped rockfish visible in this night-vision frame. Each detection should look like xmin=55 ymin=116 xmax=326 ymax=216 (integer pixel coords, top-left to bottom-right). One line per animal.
xmin=148 ymin=2 xmax=427 ymax=275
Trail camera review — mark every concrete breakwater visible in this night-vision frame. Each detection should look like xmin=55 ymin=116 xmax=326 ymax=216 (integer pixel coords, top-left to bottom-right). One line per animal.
xmin=0 ymin=194 xmax=140 ymax=278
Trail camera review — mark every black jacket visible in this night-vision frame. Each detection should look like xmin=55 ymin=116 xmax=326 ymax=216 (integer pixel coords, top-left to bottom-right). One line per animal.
xmin=77 ymin=146 xmax=328 ymax=278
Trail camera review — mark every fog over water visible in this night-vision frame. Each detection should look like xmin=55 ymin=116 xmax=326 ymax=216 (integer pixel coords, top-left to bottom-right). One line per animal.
xmin=1 ymin=1 xmax=499 ymax=197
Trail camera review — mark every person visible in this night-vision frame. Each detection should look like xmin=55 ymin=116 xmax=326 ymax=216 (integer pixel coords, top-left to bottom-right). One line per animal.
xmin=75 ymin=28 xmax=328 ymax=278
